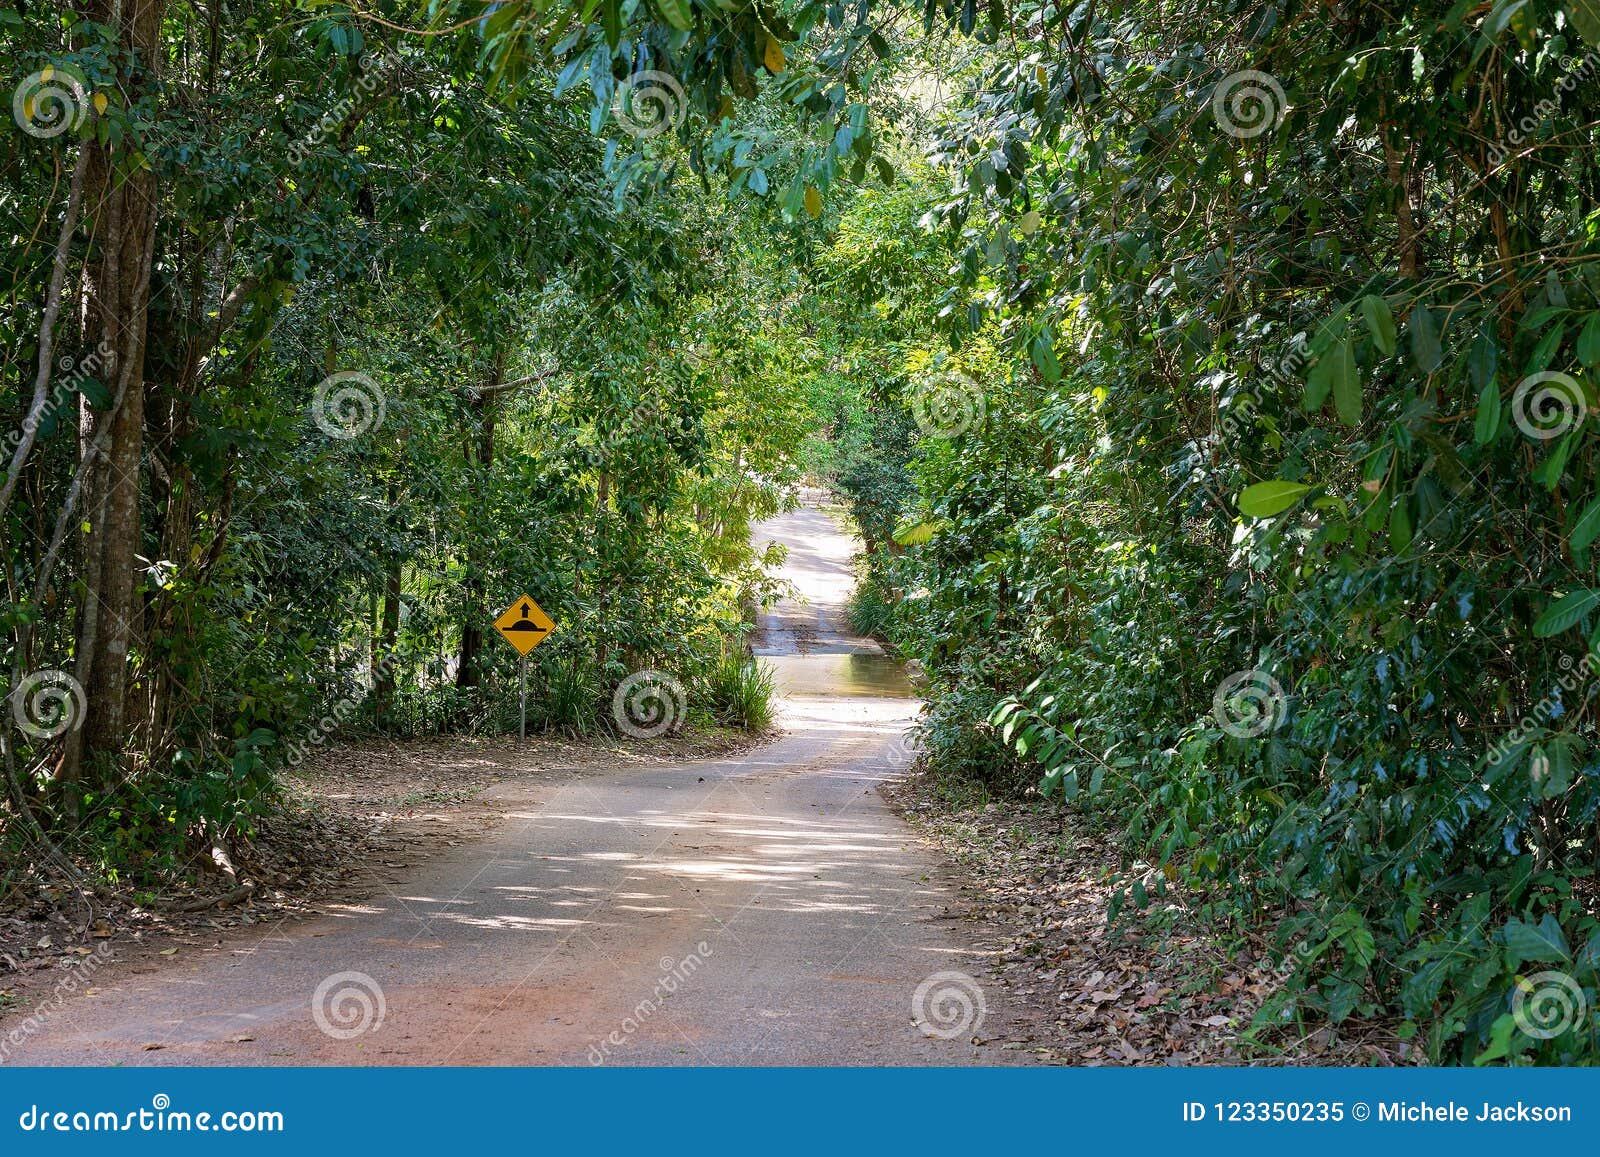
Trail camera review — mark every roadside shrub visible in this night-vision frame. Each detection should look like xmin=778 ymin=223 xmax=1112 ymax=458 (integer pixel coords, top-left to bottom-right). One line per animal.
xmin=845 ymin=575 xmax=896 ymax=642
xmin=701 ymin=651 xmax=777 ymax=732
xmin=839 ymin=0 xmax=1600 ymax=1065
xmin=538 ymin=652 xmax=602 ymax=736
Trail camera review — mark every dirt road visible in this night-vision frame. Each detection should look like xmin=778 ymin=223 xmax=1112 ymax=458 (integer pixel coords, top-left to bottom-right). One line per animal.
xmin=4 ymin=503 xmax=1027 ymax=1065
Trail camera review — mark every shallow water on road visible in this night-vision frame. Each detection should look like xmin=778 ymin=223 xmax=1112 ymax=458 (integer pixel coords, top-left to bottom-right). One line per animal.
xmin=764 ymin=653 xmax=918 ymax=699
xmin=750 ymin=503 xmax=918 ymax=706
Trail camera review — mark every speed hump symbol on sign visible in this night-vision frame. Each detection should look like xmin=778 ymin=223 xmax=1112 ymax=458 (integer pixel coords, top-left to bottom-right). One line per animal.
xmin=493 ymin=595 xmax=554 ymax=656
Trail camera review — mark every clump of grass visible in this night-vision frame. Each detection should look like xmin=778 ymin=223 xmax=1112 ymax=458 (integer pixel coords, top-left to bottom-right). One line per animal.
xmin=846 ymin=577 xmax=896 ymax=641
xmin=702 ymin=651 xmax=777 ymax=732
xmin=538 ymin=653 xmax=600 ymax=735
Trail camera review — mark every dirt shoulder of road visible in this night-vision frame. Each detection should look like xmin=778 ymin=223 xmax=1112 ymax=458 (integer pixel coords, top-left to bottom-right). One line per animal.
xmin=0 ymin=726 xmax=765 ymax=1012
xmin=883 ymin=770 xmax=1415 ymax=1066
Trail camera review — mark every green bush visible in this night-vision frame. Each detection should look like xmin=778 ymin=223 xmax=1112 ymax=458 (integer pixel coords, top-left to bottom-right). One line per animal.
xmin=538 ymin=653 xmax=603 ymax=736
xmin=845 ymin=575 xmax=897 ymax=642
xmin=828 ymin=0 xmax=1600 ymax=1066
xmin=701 ymin=651 xmax=778 ymax=732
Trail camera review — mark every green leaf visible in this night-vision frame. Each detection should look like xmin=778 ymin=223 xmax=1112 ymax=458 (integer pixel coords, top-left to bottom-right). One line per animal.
xmin=1359 ymin=294 xmax=1396 ymax=356
xmin=1304 ymin=353 xmax=1334 ymax=412
xmin=1473 ymin=379 xmax=1502 ymax=445
xmin=1527 ymin=321 xmax=1566 ymax=374
xmin=1504 ymin=914 xmax=1571 ymax=964
xmin=78 ymin=377 xmax=111 ymax=409
xmin=1332 ymin=334 xmax=1361 ymax=425
xmin=893 ymin=518 xmax=945 ymax=546
xmin=1473 ymin=1013 xmax=1518 ymax=1066
xmin=1341 ymin=921 xmax=1377 ymax=970
xmin=1326 ymin=980 xmax=1364 ymax=1022
xmin=1579 ymin=929 xmax=1600 ymax=976
xmin=1531 ymin=739 xmax=1575 ymax=799
xmin=1534 ymin=428 xmax=1581 ymax=490
xmin=1486 ymin=0 xmax=1530 ymax=40
xmin=1015 ymin=723 xmax=1041 ymax=755
xmin=1569 ymin=0 xmax=1600 ymax=45
xmin=1239 ymin=480 xmax=1314 ymax=519
xmin=653 ymin=0 xmax=694 ymax=30
xmin=1571 ymin=495 xmax=1600 ymax=554
xmin=1030 ymin=333 xmax=1061 ymax=382
xmin=1532 ymin=589 xmax=1600 ymax=637
xmin=1578 ymin=313 xmax=1600 ymax=368
xmin=1410 ymin=303 xmax=1442 ymax=373
xmin=1389 ymin=493 xmax=1412 ymax=552
xmin=1468 ymin=327 xmax=1499 ymax=389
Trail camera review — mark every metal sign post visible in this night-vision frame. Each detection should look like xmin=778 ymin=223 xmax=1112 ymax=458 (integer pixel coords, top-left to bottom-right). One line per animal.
xmin=519 ymin=653 xmax=528 ymax=740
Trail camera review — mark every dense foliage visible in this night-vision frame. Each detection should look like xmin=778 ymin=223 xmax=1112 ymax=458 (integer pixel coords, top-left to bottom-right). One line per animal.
xmin=2 ymin=1 xmax=816 ymax=890
xmin=823 ymin=0 xmax=1600 ymax=1064
xmin=8 ymin=0 xmax=1600 ymax=1064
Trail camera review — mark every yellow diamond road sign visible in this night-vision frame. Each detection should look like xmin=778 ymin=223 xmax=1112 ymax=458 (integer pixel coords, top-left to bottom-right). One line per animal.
xmin=494 ymin=594 xmax=554 ymax=656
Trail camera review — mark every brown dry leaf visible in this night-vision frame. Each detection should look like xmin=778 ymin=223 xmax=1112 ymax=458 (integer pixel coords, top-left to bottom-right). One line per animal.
xmin=881 ymin=766 xmax=1412 ymax=1067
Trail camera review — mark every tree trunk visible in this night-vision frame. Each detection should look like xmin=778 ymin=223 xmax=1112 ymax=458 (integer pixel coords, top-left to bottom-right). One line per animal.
xmin=373 ymin=479 xmax=402 ymax=715
xmin=373 ymin=562 xmax=402 ymax=711
xmin=62 ymin=10 xmax=166 ymax=792
xmin=456 ymin=356 xmax=502 ymax=691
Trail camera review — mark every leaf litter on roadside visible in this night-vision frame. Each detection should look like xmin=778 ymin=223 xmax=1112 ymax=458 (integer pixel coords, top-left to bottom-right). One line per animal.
xmin=885 ymin=773 xmax=1407 ymax=1066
